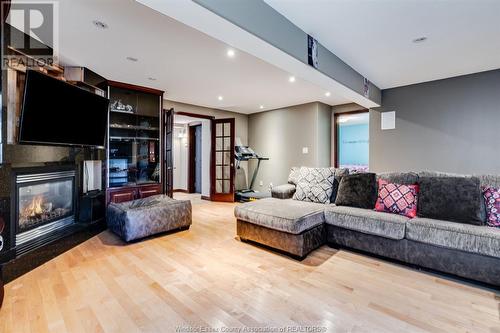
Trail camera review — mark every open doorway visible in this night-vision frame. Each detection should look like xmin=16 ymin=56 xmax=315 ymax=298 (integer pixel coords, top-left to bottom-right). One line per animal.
xmin=188 ymin=124 xmax=202 ymax=193
xmin=172 ymin=112 xmax=213 ymax=200
xmin=334 ymin=110 xmax=370 ymax=172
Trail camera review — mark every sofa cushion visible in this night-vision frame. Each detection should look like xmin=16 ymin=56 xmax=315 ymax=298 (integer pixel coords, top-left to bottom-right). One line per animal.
xmin=335 ymin=173 xmax=377 ymax=209
xmin=377 ymin=172 xmax=419 ymax=185
xmin=418 ymin=176 xmax=483 ymax=225
xmin=325 ymin=206 xmax=408 ymax=240
xmin=406 ymin=218 xmax=500 ymax=258
xmin=292 ymin=167 xmax=337 ymax=204
xmin=234 ymin=198 xmax=326 ymax=235
xmin=271 ymin=184 xmax=296 ymax=199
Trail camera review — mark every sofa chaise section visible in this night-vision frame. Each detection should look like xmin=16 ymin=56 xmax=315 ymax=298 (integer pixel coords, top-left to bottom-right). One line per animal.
xmin=234 ymin=198 xmax=326 ymax=259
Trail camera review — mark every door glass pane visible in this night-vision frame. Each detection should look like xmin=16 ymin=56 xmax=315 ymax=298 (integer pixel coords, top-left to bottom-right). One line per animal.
xmin=216 ymin=123 xmax=223 ymax=136
xmin=223 ymin=166 xmax=230 ymax=179
xmin=223 ymin=137 xmax=231 ymax=150
xmin=337 ymin=112 xmax=369 ymax=172
xmin=224 ymin=152 xmax=231 ymax=165
xmin=224 ymin=123 xmax=230 ymax=135
xmin=216 ymin=152 xmax=223 ymax=165
xmin=216 ymin=137 xmax=223 ymax=151
xmin=223 ymin=180 xmax=230 ymax=194
xmin=216 ymin=166 xmax=222 ymax=179
xmin=216 ymin=180 xmax=222 ymax=193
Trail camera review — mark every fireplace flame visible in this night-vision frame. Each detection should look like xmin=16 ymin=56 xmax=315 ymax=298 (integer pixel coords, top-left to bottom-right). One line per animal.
xmin=23 ymin=196 xmax=44 ymax=218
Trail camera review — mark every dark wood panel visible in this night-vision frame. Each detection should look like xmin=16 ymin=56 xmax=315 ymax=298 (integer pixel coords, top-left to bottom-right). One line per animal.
xmin=163 ymin=108 xmax=174 ymax=198
xmin=105 ymin=80 xmax=164 ymax=96
xmin=188 ymin=125 xmax=196 ymax=193
xmin=107 ymin=184 xmax=162 ymax=203
xmin=175 ymin=111 xmax=215 ymax=120
xmin=108 ymin=190 xmax=135 ymax=204
xmin=138 ymin=184 xmax=162 ymax=199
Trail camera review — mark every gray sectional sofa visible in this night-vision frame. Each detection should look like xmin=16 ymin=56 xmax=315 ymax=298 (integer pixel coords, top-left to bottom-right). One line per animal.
xmin=234 ymin=169 xmax=500 ymax=287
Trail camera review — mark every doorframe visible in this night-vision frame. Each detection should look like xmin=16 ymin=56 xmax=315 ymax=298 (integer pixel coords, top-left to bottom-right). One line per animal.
xmin=174 ymin=111 xmax=215 ymax=200
xmin=187 ymin=124 xmax=202 ymax=193
xmin=333 ymin=109 xmax=369 ymax=168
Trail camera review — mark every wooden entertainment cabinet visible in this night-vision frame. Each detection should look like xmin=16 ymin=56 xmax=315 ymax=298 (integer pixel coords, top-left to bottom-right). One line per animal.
xmin=103 ymin=81 xmax=165 ymax=204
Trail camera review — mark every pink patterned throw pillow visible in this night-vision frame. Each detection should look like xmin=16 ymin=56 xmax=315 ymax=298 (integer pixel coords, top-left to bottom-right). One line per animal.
xmin=375 ymin=179 xmax=419 ymax=218
xmin=483 ymin=187 xmax=500 ymax=227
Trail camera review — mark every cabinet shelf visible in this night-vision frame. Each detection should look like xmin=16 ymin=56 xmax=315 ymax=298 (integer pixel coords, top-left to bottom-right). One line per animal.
xmin=110 ymin=124 xmax=159 ymax=131
xmin=110 ymin=109 xmax=135 ymax=114
xmin=110 ymin=136 xmax=159 ymax=141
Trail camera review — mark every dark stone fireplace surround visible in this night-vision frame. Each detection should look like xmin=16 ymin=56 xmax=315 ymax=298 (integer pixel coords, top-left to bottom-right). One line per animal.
xmin=0 ymin=145 xmax=107 ymax=283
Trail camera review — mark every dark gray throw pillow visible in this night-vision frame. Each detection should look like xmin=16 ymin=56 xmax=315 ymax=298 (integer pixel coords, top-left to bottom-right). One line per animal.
xmin=335 ymin=173 xmax=377 ymax=209
xmin=417 ymin=176 xmax=483 ymax=225
xmin=329 ymin=168 xmax=349 ymax=203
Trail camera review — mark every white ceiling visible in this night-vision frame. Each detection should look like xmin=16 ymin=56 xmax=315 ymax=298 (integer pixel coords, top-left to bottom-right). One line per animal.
xmin=265 ymin=0 xmax=500 ymax=89
xmin=56 ymin=0 xmax=351 ymax=114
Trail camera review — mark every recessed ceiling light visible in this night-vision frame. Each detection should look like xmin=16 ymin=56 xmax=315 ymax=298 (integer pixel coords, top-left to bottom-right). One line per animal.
xmin=259 ymin=105 xmax=264 ymax=109
xmin=218 ymin=96 xmax=223 ymax=101
xmin=92 ymin=20 xmax=108 ymax=29
xmin=126 ymin=56 xmax=138 ymax=62
xmin=148 ymin=77 xmax=157 ymax=81
xmin=412 ymin=36 xmax=427 ymax=43
xmin=325 ymin=92 xmax=331 ymax=97
xmin=289 ymin=76 xmax=296 ymax=83
xmin=226 ymin=49 xmax=235 ymax=58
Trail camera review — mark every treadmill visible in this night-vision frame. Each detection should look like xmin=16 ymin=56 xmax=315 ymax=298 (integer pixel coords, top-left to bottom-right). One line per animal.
xmin=234 ymin=145 xmax=270 ymax=202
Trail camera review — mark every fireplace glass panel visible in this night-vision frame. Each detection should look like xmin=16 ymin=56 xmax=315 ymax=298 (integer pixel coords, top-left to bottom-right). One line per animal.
xmin=18 ymin=179 xmax=74 ymax=232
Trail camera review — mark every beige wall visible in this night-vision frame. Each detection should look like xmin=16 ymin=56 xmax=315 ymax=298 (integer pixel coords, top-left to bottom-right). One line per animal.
xmin=164 ymin=100 xmax=249 ymax=146
xmin=248 ymin=102 xmax=332 ymax=191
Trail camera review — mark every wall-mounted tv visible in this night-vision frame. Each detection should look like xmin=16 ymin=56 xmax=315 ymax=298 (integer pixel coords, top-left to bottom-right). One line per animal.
xmin=19 ymin=70 xmax=109 ymax=148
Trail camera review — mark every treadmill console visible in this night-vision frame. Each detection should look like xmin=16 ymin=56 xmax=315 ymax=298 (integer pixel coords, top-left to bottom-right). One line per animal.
xmin=235 ymin=146 xmax=257 ymax=159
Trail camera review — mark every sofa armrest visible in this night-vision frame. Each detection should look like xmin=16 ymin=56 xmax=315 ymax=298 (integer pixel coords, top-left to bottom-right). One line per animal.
xmin=271 ymin=184 xmax=296 ymax=199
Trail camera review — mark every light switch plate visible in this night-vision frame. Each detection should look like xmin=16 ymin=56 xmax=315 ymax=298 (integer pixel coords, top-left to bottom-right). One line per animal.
xmin=381 ymin=111 xmax=396 ymax=130
xmin=302 ymin=147 xmax=309 ymax=154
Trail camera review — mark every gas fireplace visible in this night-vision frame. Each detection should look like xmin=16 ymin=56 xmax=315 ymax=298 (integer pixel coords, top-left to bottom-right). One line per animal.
xmin=13 ymin=167 xmax=76 ymax=247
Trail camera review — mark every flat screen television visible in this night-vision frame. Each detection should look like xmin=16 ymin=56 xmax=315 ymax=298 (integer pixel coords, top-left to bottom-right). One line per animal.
xmin=19 ymin=70 xmax=109 ymax=147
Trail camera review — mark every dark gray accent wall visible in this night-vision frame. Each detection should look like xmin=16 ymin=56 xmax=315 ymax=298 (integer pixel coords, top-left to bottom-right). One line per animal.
xmin=371 ymin=69 xmax=500 ymax=174
xmin=193 ymin=0 xmax=381 ymax=104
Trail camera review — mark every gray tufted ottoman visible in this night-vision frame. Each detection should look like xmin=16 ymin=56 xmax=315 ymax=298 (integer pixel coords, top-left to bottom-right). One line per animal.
xmin=107 ymin=195 xmax=192 ymax=242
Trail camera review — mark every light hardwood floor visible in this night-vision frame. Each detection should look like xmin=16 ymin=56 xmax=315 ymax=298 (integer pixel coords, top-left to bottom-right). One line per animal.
xmin=1 ymin=193 xmax=499 ymax=333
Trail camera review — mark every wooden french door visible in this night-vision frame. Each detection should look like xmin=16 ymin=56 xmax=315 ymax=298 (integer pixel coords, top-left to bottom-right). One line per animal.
xmin=163 ymin=108 xmax=174 ymax=197
xmin=211 ymin=118 xmax=235 ymax=202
